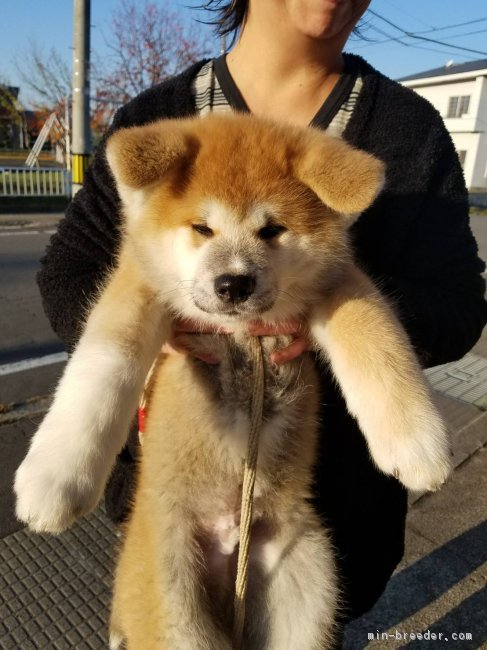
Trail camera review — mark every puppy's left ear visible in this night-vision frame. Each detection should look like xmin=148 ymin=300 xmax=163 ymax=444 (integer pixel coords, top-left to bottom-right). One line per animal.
xmin=293 ymin=130 xmax=385 ymax=216
xmin=106 ymin=120 xmax=195 ymax=190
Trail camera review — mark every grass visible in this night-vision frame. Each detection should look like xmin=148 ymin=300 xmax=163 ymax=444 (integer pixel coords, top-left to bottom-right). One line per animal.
xmin=470 ymin=206 xmax=487 ymax=217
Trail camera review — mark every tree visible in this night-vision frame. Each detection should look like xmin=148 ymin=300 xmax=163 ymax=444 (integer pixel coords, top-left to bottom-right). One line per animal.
xmin=15 ymin=42 xmax=71 ymax=112
xmin=13 ymin=1 xmax=211 ymax=144
xmin=13 ymin=42 xmax=71 ymax=152
xmin=92 ymin=0 xmax=210 ymax=127
xmin=0 ymin=83 xmax=27 ymax=148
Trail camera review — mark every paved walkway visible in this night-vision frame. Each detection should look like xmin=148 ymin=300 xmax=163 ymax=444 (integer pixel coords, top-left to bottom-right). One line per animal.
xmin=0 ymin=213 xmax=63 ymax=229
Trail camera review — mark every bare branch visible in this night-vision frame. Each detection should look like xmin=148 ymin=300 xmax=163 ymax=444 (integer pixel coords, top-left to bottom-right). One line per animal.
xmin=93 ymin=0 xmax=210 ymax=107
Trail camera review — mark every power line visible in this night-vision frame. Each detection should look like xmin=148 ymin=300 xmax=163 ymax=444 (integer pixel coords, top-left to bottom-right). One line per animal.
xmin=413 ymin=16 xmax=487 ymax=36
xmin=368 ymin=9 xmax=487 ymax=57
xmin=396 ymin=43 xmax=474 ymax=60
xmin=404 ymin=32 xmax=487 ymax=57
xmin=367 ymin=24 xmax=410 ymax=46
xmin=380 ymin=0 xmax=435 ymax=29
xmin=355 ymin=24 xmax=480 ymax=60
xmin=371 ymin=9 xmax=487 ymax=38
xmin=355 ymin=15 xmax=487 ymax=52
xmin=365 ymin=24 xmax=474 ymax=61
xmin=440 ymin=27 xmax=487 ymax=41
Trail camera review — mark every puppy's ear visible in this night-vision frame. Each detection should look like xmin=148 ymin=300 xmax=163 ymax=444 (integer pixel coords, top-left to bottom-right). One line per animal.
xmin=106 ymin=121 xmax=193 ymax=190
xmin=294 ymin=130 xmax=385 ymax=216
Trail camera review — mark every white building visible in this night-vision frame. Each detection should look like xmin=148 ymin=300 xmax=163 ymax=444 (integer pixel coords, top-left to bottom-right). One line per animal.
xmin=398 ymin=59 xmax=487 ymax=191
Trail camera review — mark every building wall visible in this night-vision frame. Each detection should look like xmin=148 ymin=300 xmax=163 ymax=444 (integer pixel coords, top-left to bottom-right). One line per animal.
xmin=411 ymin=79 xmax=477 ymax=131
xmin=472 ymin=132 xmax=487 ymax=189
xmin=474 ymin=77 xmax=487 ymax=133
xmin=402 ymin=74 xmax=487 ymax=189
xmin=450 ymin=132 xmax=481 ymax=188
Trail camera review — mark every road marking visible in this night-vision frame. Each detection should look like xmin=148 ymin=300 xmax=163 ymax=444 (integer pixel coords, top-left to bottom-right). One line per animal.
xmin=0 ymin=352 xmax=67 ymax=376
xmin=0 ymin=229 xmax=56 ymax=237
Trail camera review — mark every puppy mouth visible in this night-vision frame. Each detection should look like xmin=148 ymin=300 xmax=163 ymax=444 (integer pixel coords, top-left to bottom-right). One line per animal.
xmin=193 ymin=298 xmax=275 ymax=318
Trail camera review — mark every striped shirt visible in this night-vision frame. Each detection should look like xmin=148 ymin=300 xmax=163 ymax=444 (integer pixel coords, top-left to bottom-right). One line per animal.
xmin=191 ymin=57 xmax=363 ymax=138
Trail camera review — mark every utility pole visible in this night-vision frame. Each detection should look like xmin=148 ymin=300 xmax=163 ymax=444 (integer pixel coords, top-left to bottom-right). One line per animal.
xmin=220 ymin=34 xmax=227 ymax=55
xmin=71 ymin=0 xmax=91 ymax=196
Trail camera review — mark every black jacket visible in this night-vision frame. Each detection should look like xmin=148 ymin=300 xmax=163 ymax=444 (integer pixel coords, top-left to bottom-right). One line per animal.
xmin=37 ymin=55 xmax=487 ymax=620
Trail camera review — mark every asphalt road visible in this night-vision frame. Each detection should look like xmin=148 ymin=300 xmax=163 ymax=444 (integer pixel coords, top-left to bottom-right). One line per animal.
xmin=0 ymin=220 xmax=65 ymax=406
xmin=0 ymin=226 xmax=61 ymax=363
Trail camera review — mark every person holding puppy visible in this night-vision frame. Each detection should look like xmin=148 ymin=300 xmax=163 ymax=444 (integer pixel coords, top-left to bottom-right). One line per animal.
xmin=37 ymin=0 xmax=487 ymax=643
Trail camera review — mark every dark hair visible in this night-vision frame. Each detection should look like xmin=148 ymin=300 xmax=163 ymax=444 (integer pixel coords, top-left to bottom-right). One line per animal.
xmin=198 ymin=1 xmax=249 ymax=37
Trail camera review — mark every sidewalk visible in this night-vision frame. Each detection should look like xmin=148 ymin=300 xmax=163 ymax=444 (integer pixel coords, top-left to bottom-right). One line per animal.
xmin=0 ymin=212 xmax=63 ymax=230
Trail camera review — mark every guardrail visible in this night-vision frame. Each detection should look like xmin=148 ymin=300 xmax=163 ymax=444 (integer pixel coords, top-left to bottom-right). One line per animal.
xmin=0 ymin=166 xmax=71 ymax=198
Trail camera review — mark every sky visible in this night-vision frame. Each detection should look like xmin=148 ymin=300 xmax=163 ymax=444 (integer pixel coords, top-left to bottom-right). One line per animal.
xmin=1 ymin=0 xmax=487 ymax=107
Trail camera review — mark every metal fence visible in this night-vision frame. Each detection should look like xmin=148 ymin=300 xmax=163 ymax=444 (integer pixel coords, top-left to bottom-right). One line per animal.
xmin=0 ymin=166 xmax=71 ymax=198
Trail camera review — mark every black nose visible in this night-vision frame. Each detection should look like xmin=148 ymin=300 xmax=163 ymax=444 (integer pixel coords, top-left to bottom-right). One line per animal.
xmin=214 ymin=274 xmax=256 ymax=304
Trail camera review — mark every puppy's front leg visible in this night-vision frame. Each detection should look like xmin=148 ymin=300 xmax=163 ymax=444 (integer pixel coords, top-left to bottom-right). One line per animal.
xmin=15 ymin=250 xmax=169 ymax=533
xmin=310 ymin=265 xmax=451 ymax=492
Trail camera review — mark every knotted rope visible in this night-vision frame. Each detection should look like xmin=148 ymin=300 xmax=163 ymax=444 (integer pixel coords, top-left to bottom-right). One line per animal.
xmin=232 ymin=336 xmax=265 ymax=650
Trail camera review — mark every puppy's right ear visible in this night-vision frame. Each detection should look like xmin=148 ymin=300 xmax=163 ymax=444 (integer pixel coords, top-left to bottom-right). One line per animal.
xmin=106 ymin=121 xmax=191 ymax=190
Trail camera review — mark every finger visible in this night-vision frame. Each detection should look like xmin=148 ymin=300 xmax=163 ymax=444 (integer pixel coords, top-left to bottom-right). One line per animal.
xmin=270 ymin=336 xmax=309 ymax=365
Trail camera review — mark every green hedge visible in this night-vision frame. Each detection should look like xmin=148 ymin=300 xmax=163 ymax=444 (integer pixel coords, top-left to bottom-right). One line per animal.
xmin=0 ymin=196 xmax=70 ymax=214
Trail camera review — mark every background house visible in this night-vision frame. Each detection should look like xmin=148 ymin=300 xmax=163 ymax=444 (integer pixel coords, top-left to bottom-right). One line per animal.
xmin=398 ymin=59 xmax=487 ymax=192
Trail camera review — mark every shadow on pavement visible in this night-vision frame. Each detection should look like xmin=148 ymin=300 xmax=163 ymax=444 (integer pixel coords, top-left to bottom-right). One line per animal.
xmin=345 ymin=519 xmax=487 ymax=649
xmin=402 ymin=585 xmax=487 ymax=649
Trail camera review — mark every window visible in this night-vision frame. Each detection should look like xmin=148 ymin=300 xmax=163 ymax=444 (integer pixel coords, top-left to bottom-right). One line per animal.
xmin=457 ymin=150 xmax=467 ymax=168
xmin=447 ymin=95 xmax=470 ymax=118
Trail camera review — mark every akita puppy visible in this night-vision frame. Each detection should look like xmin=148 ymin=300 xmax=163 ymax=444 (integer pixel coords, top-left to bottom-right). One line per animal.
xmin=15 ymin=114 xmax=451 ymax=649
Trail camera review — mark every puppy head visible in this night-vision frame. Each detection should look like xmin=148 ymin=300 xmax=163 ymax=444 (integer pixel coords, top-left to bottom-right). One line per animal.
xmin=106 ymin=114 xmax=385 ymax=326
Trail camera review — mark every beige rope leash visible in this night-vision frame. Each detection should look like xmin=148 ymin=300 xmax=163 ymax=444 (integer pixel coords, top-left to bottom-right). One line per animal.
xmin=232 ymin=336 xmax=266 ymax=650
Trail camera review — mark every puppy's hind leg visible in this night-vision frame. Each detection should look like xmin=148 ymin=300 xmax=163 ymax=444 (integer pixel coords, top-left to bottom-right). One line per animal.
xmin=252 ymin=519 xmax=338 ymax=650
xmin=108 ymin=587 xmax=126 ymax=650
xmin=108 ymin=630 xmax=125 ymax=650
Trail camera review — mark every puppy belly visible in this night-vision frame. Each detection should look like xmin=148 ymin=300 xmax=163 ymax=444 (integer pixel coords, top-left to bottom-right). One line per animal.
xmin=195 ymin=512 xmax=276 ymax=634
xmin=113 ymin=349 xmax=324 ymax=645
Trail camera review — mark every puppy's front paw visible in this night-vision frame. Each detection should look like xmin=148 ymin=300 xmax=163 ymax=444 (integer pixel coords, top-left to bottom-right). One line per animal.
xmin=368 ymin=413 xmax=452 ymax=492
xmin=14 ymin=437 xmax=103 ymax=534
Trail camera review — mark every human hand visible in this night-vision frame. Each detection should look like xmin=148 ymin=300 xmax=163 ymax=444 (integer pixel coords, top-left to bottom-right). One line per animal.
xmin=246 ymin=320 xmax=311 ymax=364
xmin=164 ymin=319 xmax=311 ymax=365
xmin=163 ymin=319 xmax=229 ymax=364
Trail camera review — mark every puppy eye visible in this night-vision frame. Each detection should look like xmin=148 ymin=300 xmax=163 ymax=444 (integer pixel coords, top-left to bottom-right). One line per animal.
xmin=258 ymin=223 xmax=287 ymax=241
xmin=192 ymin=224 xmax=214 ymax=237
